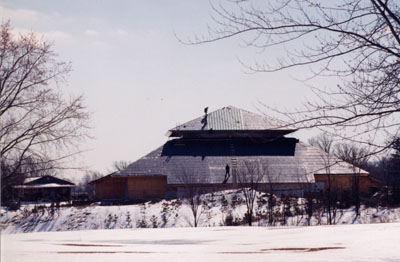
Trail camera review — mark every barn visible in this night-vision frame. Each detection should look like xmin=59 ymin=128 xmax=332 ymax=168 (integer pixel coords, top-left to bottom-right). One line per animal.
xmin=90 ymin=106 xmax=379 ymax=201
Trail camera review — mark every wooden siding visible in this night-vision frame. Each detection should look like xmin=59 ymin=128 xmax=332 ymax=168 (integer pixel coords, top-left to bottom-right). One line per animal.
xmin=127 ymin=176 xmax=167 ymax=199
xmin=95 ymin=176 xmax=126 ymax=199
xmin=94 ymin=174 xmax=379 ymax=201
xmin=314 ymin=174 xmax=377 ymax=194
xmin=95 ymin=176 xmax=167 ymax=200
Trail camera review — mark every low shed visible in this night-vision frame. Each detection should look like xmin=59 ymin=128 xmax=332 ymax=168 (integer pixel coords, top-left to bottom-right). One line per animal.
xmin=13 ymin=175 xmax=75 ymax=202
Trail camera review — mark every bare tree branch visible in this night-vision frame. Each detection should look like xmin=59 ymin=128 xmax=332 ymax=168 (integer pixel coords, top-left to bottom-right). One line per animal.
xmin=186 ymin=0 xmax=400 ymax=154
xmin=237 ymin=159 xmax=269 ymax=226
xmin=0 ymin=21 xmax=90 ymax=201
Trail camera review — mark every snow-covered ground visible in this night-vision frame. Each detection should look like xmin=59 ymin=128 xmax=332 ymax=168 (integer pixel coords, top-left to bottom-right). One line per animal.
xmin=2 ymin=223 xmax=400 ymax=262
xmin=1 ymin=190 xmax=400 ymax=233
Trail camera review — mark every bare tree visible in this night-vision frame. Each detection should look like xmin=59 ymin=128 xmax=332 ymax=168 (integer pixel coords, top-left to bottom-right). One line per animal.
xmin=264 ymin=167 xmax=279 ymax=225
xmin=177 ymin=166 xmax=207 ymax=227
xmin=0 ymin=22 xmax=89 ymax=202
xmin=309 ymin=134 xmax=340 ymax=224
xmin=293 ymin=166 xmax=315 ymax=226
xmin=15 ymin=155 xmax=58 ymax=178
xmin=388 ymin=138 xmax=400 ymax=203
xmin=309 ymin=134 xmax=339 ymax=224
xmin=315 ymin=145 xmax=336 ymax=225
xmin=237 ymin=160 xmax=268 ymax=226
xmin=309 ymin=135 xmax=372 ymax=218
xmin=334 ymin=142 xmax=370 ymax=216
xmin=304 ymin=183 xmax=314 ymax=226
xmin=335 ymin=143 xmax=370 ymax=169
xmin=189 ymin=0 xmax=400 ymax=152
xmin=369 ymin=156 xmax=390 ymax=201
xmin=111 ymin=160 xmax=130 ymax=172
xmin=78 ymin=170 xmax=103 ymax=199
xmin=309 ymin=134 xmax=334 ymax=154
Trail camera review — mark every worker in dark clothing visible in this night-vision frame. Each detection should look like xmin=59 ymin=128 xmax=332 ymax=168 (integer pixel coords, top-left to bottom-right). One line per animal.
xmin=223 ymin=164 xmax=230 ymax=184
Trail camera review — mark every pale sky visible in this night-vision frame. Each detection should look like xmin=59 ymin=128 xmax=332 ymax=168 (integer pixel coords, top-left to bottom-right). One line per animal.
xmin=1 ymin=1 xmax=319 ymax=181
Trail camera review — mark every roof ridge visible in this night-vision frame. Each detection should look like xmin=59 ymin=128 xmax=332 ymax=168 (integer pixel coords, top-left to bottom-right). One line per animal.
xmin=169 ymin=106 xmax=296 ymax=133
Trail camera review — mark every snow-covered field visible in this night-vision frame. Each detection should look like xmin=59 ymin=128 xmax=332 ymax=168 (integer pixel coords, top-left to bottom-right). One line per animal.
xmin=2 ymin=190 xmax=400 ymax=233
xmin=2 ymin=223 xmax=400 ymax=262
xmin=2 ymin=190 xmax=400 ymax=261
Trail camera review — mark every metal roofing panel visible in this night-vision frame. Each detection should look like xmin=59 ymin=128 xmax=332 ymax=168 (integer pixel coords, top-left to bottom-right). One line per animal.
xmin=209 ymin=106 xmax=242 ymax=130
xmin=170 ymin=106 xmax=296 ymax=132
xmin=241 ymin=109 xmax=291 ymax=130
xmin=117 ymin=137 xmax=363 ymax=186
xmin=295 ymin=142 xmax=368 ymax=175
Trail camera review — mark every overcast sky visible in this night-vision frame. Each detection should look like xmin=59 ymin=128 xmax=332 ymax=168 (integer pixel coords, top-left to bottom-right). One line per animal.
xmin=1 ymin=1 xmax=319 ymax=181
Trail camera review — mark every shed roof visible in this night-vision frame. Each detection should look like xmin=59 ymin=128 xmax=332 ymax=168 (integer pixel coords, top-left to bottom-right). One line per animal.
xmin=14 ymin=175 xmax=75 ymax=188
xmin=168 ymin=106 xmax=296 ymax=137
xmin=117 ymin=137 xmax=366 ymax=185
xmin=14 ymin=184 xmax=75 ymax=189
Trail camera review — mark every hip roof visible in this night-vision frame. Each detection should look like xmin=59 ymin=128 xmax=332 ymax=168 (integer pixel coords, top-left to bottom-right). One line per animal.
xmin=117 ymin=137 xmax=366 ymax=185
xmin=168 ymin=106 xmax=296 ymax=137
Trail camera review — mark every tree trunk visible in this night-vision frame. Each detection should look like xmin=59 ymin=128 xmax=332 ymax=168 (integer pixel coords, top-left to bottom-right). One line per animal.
xmin=248 ymin=211 xmax=252 ymax=226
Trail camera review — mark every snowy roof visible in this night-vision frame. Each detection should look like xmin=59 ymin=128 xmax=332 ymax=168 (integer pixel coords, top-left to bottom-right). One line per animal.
xmin=117 ymin=137 xmax=367 ymax=185
xmin=14 ymin=183 xmax=75 ymax=189
xmin=14 ymin=175 xmax=75 ymax=188
xmin=23 ymin=177 xmax=41 ymax=184
xmin=168 ymin=106 xmax=296 ymax=137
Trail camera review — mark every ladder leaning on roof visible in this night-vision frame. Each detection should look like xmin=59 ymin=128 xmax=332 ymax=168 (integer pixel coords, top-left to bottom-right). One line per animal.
xmin=229 ymin=141 xmax=238 ymax=185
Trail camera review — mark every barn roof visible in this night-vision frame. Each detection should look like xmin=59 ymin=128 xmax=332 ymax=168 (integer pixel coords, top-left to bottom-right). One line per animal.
xmin=117 ymin=137 xmax=367 ymax=185
xmin=168 ymin=106 xmax=296 ymax=137
xmin=89 ymin=172 xmax=166 ymax=185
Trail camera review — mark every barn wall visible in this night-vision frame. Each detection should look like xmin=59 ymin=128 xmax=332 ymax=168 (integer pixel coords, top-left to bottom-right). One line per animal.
xmin=94 ymin=174 xmax=378 ymax=201
xmin=315 ymin=174 xmax=351 ymax=192
xmin=95 ymin=177 xmax=126 ymax=199
xmin=95 ymin=176 xmax=167 ymax=200
xmin=127 ymin=176 xmax=167 ymax=199
xmin=314 ymin=174 xmax=375 ymax=194
xmin=359 ymin=177 xmax=379 ymax=194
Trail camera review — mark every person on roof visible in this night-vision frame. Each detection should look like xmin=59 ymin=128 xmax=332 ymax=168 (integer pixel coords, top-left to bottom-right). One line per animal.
xmin=223 ymin=164 xmax=230 ymax=184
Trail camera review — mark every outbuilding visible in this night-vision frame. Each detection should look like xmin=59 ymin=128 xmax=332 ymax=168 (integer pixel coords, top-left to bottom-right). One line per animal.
xmin=13 ymin=175 xmax=75 ymax=202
